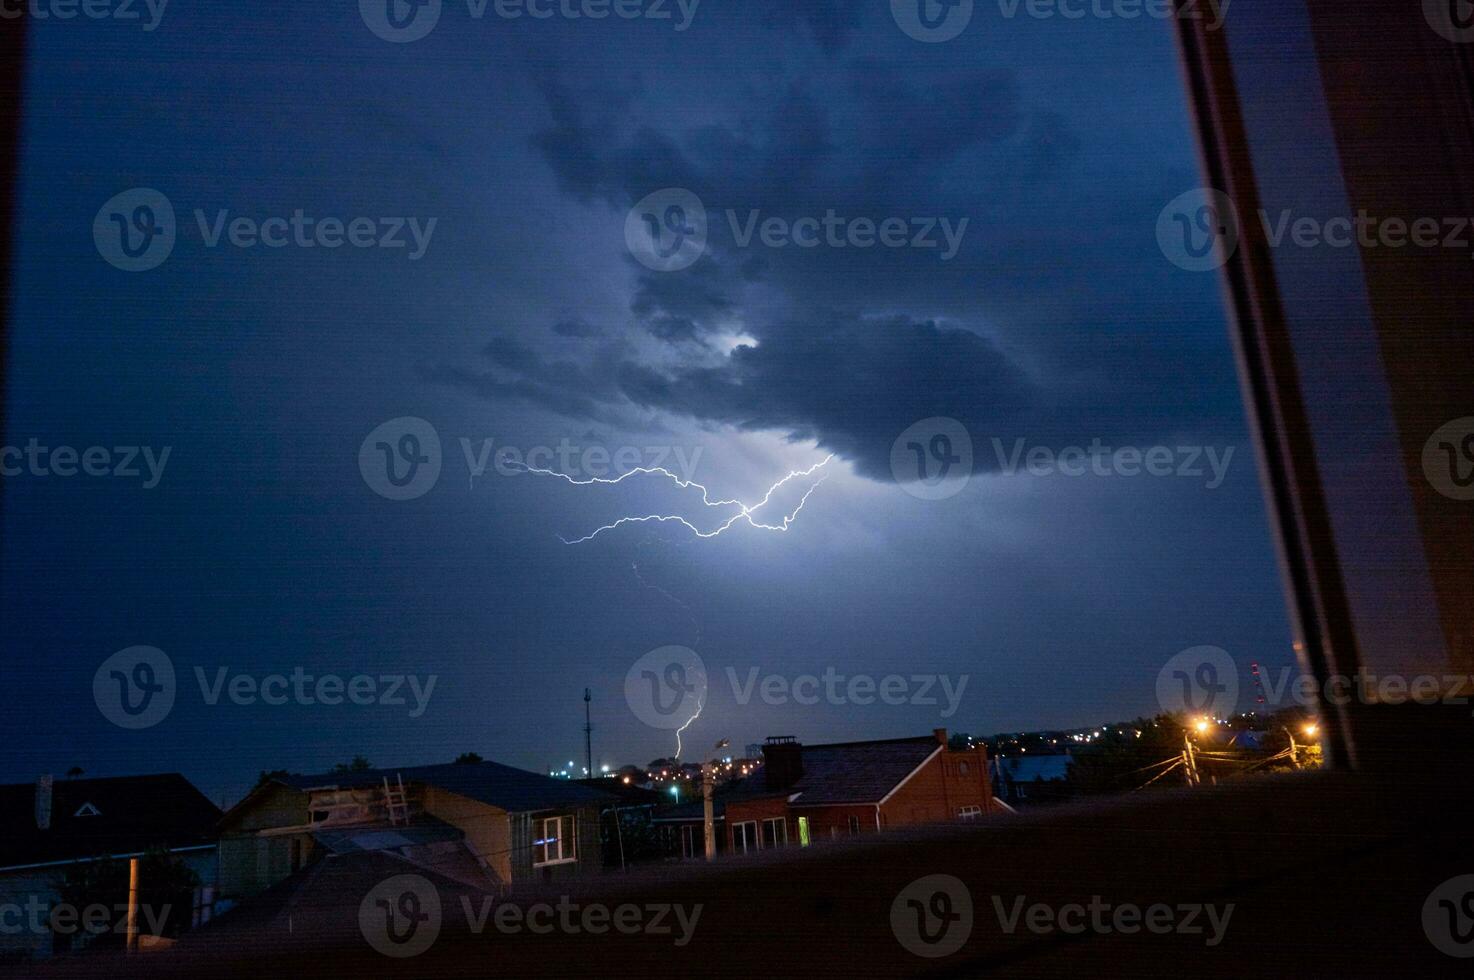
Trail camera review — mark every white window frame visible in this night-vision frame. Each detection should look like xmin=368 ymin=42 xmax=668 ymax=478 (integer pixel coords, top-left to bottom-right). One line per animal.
xmin=680 ymin=823 xmax=698 ymax=859
xmin=847 ymin=815 xmax=860 ymax=835
xmin=732 ymin=820 xmax=759 ymax=854
xmin=761 ymin=816 xmax=787 ymax=848
xmin=533 ymin=814 xmax=576 ymax=867
xmin=958 ymin=805 xmax=982 ymax=820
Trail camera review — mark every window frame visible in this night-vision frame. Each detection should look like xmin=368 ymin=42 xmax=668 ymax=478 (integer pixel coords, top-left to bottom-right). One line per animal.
xmin=532 ymin=814 xmax=576 ymax=867
xmin=731 ymin=820 xmax=758 ymax=854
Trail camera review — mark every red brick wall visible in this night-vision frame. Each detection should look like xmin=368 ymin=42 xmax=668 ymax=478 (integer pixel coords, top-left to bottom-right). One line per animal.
xmin=791 ymin=803 xmax=879 ymax=841
xmin=722 ymin=743 xmax=999 ymax=854
xmin=879 ymin=744 xmax=996 ymax=828
xmin=725 ymin=795 xmax=791 ymax=852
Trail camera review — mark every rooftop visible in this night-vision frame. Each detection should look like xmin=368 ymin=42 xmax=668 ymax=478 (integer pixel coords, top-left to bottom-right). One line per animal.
xmin=0 ymin=773 xmax=220 ymax=870
xmin=274 ymin=759 xmax=618 ymax=814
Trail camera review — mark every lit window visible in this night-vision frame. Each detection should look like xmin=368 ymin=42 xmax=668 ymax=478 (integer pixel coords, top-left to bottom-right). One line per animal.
xmin=532 ymin=814 xmax=576 ymax=866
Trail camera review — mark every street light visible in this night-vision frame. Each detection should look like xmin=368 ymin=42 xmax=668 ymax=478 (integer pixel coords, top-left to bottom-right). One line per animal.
xmin=1303 ymin=722 xmax=1318 ymax=738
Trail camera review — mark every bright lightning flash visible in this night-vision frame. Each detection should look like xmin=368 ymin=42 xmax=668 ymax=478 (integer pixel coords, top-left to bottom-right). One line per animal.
xmin=513 ymin=455 xmax=835 ymax=544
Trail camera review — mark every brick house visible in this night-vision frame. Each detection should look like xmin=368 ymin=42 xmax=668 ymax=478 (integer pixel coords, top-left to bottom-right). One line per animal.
xmin=721 ymin=730 xmax=998 ymax=853
xmin=216 ymin=760 xmax=615 ymax=903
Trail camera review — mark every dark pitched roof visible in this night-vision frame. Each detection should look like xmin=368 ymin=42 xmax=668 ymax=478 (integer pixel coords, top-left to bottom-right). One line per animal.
xmin=279 ymin=760 xmax=617 ymax=813
xmin=654 ymin=737 xmax=945 ymax=811
xmin=0 ymin=773 xmax=220 ymax=870
xmin=786 ymin=736 xmax=942 ymax=806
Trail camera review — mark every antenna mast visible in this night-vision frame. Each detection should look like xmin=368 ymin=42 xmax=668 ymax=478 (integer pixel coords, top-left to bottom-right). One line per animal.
xmin=583 ymin=688 xmax=593 ymax=778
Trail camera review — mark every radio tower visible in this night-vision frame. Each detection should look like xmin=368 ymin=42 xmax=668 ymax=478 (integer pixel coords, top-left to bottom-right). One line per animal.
xmin=1250 ymin=662 xmax=1267 ymax=722
xmin=583 ymin=688 xmax=593 ymax=778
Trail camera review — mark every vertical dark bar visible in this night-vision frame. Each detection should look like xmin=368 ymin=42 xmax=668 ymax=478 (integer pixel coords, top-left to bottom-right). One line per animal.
xmin=1171 ymin=5 xmax=1364 ymax=769
xmin=1296 ymin=0 xmax=1474 ymax=679
xmin=0 ymin=18 xmax=27 ymax=546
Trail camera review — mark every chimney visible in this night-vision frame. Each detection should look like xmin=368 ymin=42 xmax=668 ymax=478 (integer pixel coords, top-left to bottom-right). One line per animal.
xmin=35 ymin=774 xmax=53 ymax=831
xmin=762 ymin=736 xmax=803 ymax=790
xmin=933 ymin=728 xmax=948 ymax=747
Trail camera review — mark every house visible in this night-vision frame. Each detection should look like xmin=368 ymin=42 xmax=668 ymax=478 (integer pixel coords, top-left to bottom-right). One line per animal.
xmin=649 ymin=797 xmax=728 ymax=860
xmin=0 ymin=773 xmax=221 ymax=964
xmin=216 ymin=760 xmax=617 ymax=903
xmin=991 ymin=752 xmax=1073 ymax=806
xmin=653 ymin=729 xmax=999 ymax=859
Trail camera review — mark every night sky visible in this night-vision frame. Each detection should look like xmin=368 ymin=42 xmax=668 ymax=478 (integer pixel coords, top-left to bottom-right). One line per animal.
xmin=2 ymin=2 xmax=1292 ymax=806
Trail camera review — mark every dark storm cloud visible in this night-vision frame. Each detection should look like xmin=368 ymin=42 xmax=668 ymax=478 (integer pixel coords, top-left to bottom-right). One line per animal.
xmin=628 ymin=258 xmax=735 ymax=344
xmin=846 ymin=61 xmax=1023 ymax=180
xmin=531 ymin=67 xmax=1022 ymax=215
xmin=428 ymin=312 xmax=1074 ymax=481
xmin=552 ymin=317 xmax=603 ymax=338
xmin=425 ymin=50 xmax=1194 ymax=482
xmin=755 ymin=0 xmax=867 ymax=55
xmin=616 ymin=314 xmax=1045 ymax=480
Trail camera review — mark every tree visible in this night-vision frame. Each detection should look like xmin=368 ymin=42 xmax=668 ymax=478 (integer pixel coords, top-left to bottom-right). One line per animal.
xmin=453 ymin=752 xmax=484 ymax=765
xmin=332 ymin=756 xmax=373 ymax=773
xmin=253 ymin=769 xmax=290 ymax=790
xmin=1066 ymin=716 xmax=1188 ymax=795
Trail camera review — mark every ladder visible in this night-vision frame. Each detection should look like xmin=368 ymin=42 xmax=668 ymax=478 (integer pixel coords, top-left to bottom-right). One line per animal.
xmin=382 ymin=774 xmax=410 ymax=825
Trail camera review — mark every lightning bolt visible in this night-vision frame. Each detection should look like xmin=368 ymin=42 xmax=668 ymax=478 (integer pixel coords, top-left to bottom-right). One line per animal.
xmin=516 ymin=453 xmax=833 ymax=758
xmin=673 ymin=690 xmax=704 ymax=760
xmin=511 ymin=455 xmax=835 ymax=544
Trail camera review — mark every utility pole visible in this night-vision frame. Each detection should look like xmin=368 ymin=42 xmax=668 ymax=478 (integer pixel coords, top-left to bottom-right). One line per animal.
xmin=1182 ymin=733 xmax=1201 ymax=787
xmin=704 ymin=738 xmax=728 ymax=860
xmin=583 ymin=688 xmax=593 ymax=778
xmin=126 ymin=857 xmax=140 ymax=953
